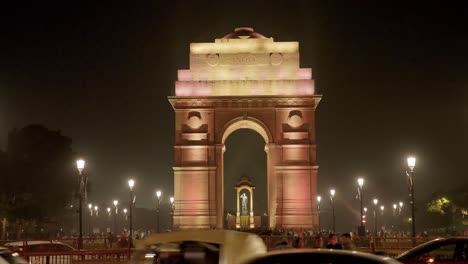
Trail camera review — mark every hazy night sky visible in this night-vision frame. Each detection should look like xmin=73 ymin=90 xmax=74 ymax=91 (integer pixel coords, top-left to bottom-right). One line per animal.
xmin=1 ymin=2 xmax=467 ymax=231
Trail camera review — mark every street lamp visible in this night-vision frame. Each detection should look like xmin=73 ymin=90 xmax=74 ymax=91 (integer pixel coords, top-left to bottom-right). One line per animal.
xmin=357 ymin=178 xmax=365 ymax=236
xmin=128 ymin=179 xmax=135 ymax=248
xmin=94 ymin=205 xmax=99 ymax=216
xmin=170 ymin=196 xmax=174 ymax=231
xmin=380 ymin=205 xmax=384 ymax=216
xmin=330 ymin=189 xmax=336 ymax=232
xmin=393 ymin=204 xmax=397 ymax=216
xmin=107 ymin=207 xmax=111 ymax=216
xmin=87 ymin=203 xmax=93 ymax=235
xmin=406 ymin=156 xmax=416 ymax=246
xmin=373 ymin=198 xmax=378 ymax=236
xmin=76 ymin=159 xmax=85 ymax=249
xmin=317 ymin=196 xmax=322 ymax=232
xmin=156 ymin=190 xmax=162 ymax=233
xmin=123 ymin=208 xmax=128 ymax=220
xmin=113 ymin=200 xmax=118 ymax=234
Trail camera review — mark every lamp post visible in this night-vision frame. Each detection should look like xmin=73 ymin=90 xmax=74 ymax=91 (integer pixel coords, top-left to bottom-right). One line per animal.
xmin=407 ymin=156 xmax=416 ymax=246
xmin=373 ymin=198 xmax=378 ymax=236
xmin=113 ymin=200 xmax=118 ymax=234
xmin=357 ymin=178 xmax=365 ymax=236
xmin=170 ymin=196 xmax=174 ymax=231
xmin=107 ymin=207 xmax=111 ymax=232
xmin=93 ymin=205 xmax=98 ymax=233
xmin=363 ymin=207 xmax=368 ymax=225
xmin=128 ymin=179 xmax=135 ymax=248
xmin=330 ymin=189 xmax=336 ymax=232
xmin=317 ymin=195 xmax=322 ymax=232
xmin=76 ymin=159 xmax=85 ymax=249
xmin=156 ymin=190 xmax=162 ymax=233
xmin=88 ymin=203 xmax=92 ymax=235
xmin=123 ymin=209 xmax=128 ymax=220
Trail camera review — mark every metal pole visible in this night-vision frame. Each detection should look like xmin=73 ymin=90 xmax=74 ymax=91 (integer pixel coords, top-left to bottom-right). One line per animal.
xmin=374 ymin=206 xmax=377 ymax=236
xmin=317 ymin=203 xmax=321 ymax=232
xmin=78 ymin=175 xmax=83 ymax=250
xmin=360 ymin=189 xmax=364 ymax=228
xmin=129 ymin=189 xmax=133 ymax=248
xmin=157 ymin=198 xmax=160 ymax=233
xmin=332 ymin=200 xmax=335 ymax=232
xmin=410 ymin=170 xmax=416 ymax=246
xmin=170 ymin=204 xmax=174 ymax=231
xmin=114 ymin=209 xmax=117 ymax=234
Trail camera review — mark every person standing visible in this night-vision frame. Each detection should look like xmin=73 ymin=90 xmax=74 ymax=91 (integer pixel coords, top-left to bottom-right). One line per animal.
xmin=312 ymin=235 xmax=324 ymax=249
xmin=340 ymin=233 xmax=356 ymax=250
xmin=326 ymin=233 xmax=343 ymax=249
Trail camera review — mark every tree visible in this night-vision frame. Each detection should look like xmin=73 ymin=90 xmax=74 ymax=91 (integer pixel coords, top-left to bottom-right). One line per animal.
xmin=0 ymin=124 xmax=77 ymax=238
xmin=426 ymin=186 xmax=468 ymax=232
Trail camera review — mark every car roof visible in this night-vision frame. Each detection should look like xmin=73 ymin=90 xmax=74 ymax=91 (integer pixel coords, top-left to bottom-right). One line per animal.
xmin=396 ymin=237 xmax=468 ymax=259
xmin=4 ymin=241 xmax=70 ymax=246
xmin=134 ymin=230 xmax=267 ymax=264
xmin=242 ymin=249 xmax=402 ymax=264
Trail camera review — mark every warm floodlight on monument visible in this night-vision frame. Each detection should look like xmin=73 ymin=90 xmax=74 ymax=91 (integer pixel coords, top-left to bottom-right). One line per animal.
xmin=75 ymin=158 xmax=85 ymax=249
xmin=406 ymin=156 xmax=417 ymax=246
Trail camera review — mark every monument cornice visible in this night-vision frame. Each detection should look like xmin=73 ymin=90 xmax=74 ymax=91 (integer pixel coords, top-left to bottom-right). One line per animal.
xmin=168 ymin=95 xmax=321 ymax=110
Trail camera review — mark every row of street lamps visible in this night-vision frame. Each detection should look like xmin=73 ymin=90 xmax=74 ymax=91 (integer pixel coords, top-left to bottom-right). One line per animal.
xmin=75 ymin=159 xmax=176 ymax=249
xmin=316 ymin=156 xmax=417 ymax=245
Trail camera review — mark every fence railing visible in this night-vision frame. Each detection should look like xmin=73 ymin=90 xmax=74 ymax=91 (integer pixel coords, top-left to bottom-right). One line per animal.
xmin=21 ymin=249 xmax=129 ymax=264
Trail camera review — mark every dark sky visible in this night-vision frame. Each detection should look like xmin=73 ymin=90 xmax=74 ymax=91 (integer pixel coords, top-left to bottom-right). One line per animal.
xmin=1 ymin=1 xmax=467 ymax=231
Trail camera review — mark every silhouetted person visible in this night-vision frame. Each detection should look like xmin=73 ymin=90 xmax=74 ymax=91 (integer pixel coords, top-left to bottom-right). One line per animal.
xmin=340 ymin=233 xmax=356 ymax=250
xmin=326 ymin=233 xmax=343 ymax=249
xmin=312 ymin=235 xmax=324 ymax=249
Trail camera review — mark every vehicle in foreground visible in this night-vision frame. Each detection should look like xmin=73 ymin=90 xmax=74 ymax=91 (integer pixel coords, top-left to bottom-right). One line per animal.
xmin=0 ymin=247 xmax=27 ymax=264
xmin=4 ymin=240 xmax=76 ymax=253
xmin=132 ymin=229 xmax=267 ymax=264
xmin=396 ymin=237 xmax=468 ymax=264
xmin=241 ymin=249 xmax=402 ymax=264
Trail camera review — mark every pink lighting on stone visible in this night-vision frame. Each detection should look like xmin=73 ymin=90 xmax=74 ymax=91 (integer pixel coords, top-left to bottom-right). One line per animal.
xmin=170 ymin=28 xmax=321 ymax=230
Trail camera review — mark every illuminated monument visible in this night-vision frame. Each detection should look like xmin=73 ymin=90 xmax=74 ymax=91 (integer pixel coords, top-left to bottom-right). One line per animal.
xmin=169 ymin=28 xmax=321 ymax=229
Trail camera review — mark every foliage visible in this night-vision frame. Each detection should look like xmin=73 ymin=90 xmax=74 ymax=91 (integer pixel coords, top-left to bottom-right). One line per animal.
xmin=426 ymin=187 xmax=468 ymax=229
xmin=0 ymin=124 xmax=77 ymax=228
xmin=427 ymin=197 xmax=452 ymax=215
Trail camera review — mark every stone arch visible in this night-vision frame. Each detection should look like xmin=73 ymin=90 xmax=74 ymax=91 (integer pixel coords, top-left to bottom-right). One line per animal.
xmin=220 ymin=117 xmax=273 ymax=145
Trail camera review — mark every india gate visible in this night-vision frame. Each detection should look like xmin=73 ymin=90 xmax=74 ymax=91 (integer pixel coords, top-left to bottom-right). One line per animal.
xmin=169 ymin=28 xmax=321 ymax=230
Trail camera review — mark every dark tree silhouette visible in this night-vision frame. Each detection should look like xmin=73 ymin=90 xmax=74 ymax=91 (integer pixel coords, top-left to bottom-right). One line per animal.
xmin=0 ymin=124 xmax=77 ymax=238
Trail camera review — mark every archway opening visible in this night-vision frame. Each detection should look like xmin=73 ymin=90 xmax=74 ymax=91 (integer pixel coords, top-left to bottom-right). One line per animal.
xmin=223 ymin=129 xmax=267 ymax=228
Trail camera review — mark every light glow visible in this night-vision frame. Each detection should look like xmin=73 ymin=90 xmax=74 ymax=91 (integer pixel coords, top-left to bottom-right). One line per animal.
xmin=373 ymin=199 xmax=378 ymax=205
xmin=113 ymin=200 xmax=118 ymax=206
xmin=357 ymin=178 xmax=364 ymax=188
xmin=128 ymin=179 xmax=135 ymax=190
xmin=330 ymin=189 xmax=336 ymax=197
xmin=156 ymin=190 xmax=162 ymax=198
xmin=407 ymin=156 xmax=416 ymax=169
xmin=76 ymin=159 xmax=85 ymax=173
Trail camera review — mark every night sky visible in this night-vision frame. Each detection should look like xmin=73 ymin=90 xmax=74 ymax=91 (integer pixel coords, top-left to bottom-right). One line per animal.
xmin=1 ymin=2 xmax=467 ymax=232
